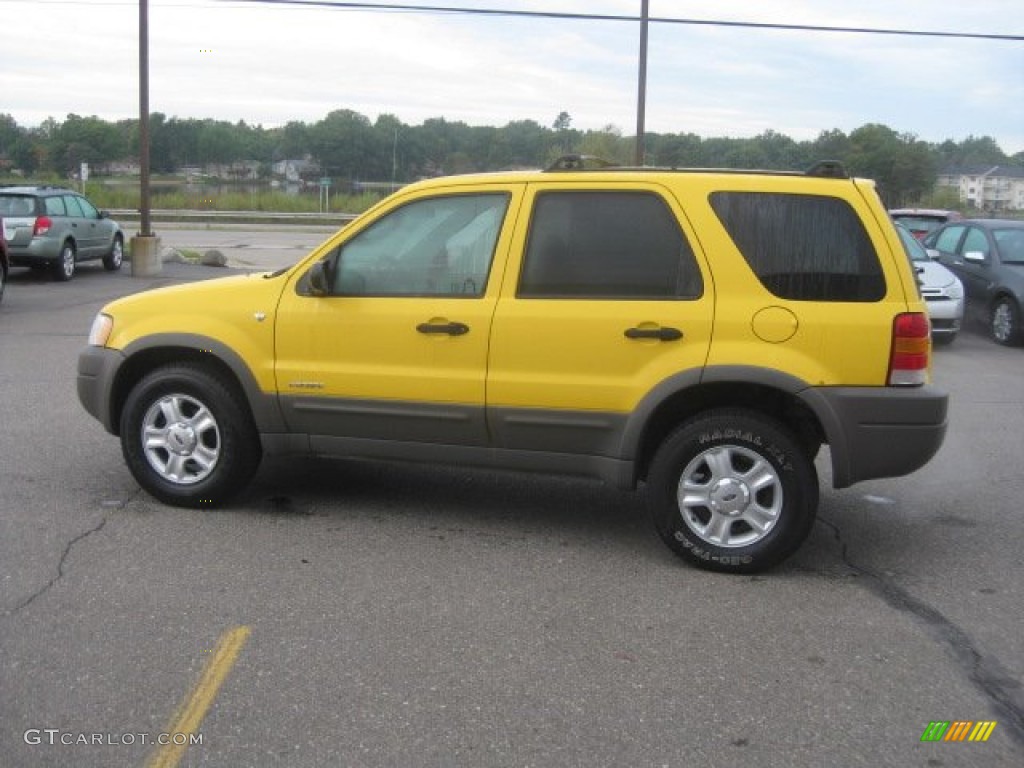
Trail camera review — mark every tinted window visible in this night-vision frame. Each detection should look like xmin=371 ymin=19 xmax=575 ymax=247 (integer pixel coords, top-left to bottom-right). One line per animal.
xmin=711 ymin=191 xmax=884 ymax=301
xmin=518 ymin=191 xmax=702 ymax=299
xmin=45 ymin=196 xmax=67 ymax=216
xmin=333 ymin=193 xmax=508 ymax=297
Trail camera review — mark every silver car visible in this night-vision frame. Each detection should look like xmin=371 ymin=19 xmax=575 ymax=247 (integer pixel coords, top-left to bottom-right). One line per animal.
xmin=0 ymin=186 xmax=124 ymax=281
xmin=896 ymin=223 xmax=964 ymax=344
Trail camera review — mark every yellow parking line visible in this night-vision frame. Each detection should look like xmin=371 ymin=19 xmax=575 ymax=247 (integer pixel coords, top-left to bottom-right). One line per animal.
xmin=145 ymin=625 xmax=251 ymax=768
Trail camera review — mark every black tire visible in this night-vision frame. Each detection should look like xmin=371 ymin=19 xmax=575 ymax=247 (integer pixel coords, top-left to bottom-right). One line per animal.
xmin=647 ymin=409 xmax=819 ymax=574
xmin=103 ymin=235 xmax=124 ymax=271
xmin=53 ymin=241 xmax=75 ymax=281
xmin=119 ymin=364 xmax=261 ymax=507
xmin=990 ymin=297 xmax=1023 ymax=347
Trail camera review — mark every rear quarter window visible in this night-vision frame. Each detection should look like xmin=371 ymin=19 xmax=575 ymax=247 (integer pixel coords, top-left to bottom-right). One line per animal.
xmin=710 ymin=191 xmax=885 ymax=302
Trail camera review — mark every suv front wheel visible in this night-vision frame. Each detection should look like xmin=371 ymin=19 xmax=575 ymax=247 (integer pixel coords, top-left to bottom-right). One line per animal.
xmin=54 ymin=241 xmax=76 ymax=281
xmin=990 ymin=296 xmax=1023 ymax=346
xmin=120 ymin=364 xmax=262 ymax=507
xmin=103 ymin=235 xmax=124 ymax=271
xmin=647 ymin=409 xmax=818 ymax=574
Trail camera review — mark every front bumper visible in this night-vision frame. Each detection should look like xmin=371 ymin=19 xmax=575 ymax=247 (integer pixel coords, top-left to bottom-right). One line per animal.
xmin=924 ymin=296 xmax=964 ymax=336
xmin=77 ymin=345 xmax=126 ymax=435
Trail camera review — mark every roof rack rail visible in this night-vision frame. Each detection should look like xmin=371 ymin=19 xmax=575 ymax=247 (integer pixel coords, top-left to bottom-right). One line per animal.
xmin=545 ymin=154 xmax=617 ymax=172
xmin=806 ymin=160 xmax=848 ymax=179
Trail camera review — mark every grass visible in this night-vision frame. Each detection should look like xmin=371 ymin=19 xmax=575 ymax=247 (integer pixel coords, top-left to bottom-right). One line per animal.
xmin=82 ymin=184 xmax=382 ymax=214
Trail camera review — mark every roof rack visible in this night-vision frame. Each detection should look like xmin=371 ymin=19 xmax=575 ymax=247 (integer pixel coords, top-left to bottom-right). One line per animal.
xmin=545 ymin=154 xmax=617 ymax=172
xmin=805 ymin=160 xmax=848 ymax=179
xmin=544 ymin=155 xmax=850 ymax=179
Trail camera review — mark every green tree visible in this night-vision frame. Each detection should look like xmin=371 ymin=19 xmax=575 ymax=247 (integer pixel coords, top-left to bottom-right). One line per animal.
xmin=311 ymin=109 xmax=377 ymax=179
xmin=846 ymin=124 xmax=935 ymax=207
xmin=935 ymin=135 xmax=1006 ymax=168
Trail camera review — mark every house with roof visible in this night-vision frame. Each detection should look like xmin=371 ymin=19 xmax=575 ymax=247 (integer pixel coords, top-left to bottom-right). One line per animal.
xmin=936 ymin=165 xmax=1024 ymax=212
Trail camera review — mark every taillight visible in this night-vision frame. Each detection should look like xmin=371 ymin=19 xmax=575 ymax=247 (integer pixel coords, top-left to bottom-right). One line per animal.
xmin=33 ymin=216 xmax=52 ymax=236
xmin=888 ymin=312 xmax=931 ymax=386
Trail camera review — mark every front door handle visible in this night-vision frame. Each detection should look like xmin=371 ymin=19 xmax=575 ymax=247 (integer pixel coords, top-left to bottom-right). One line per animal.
xmin=417 ymin=321 xmax=469 ymax=336
xmin=624 ymin=326 xmax=683 ymax=341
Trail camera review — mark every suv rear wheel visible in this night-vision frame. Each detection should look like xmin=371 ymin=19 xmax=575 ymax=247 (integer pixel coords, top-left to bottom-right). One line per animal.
xmin=647 ymin=409 xmax=818 ymax=573
xmin=120 ymin=364 xmax=262 ymax=507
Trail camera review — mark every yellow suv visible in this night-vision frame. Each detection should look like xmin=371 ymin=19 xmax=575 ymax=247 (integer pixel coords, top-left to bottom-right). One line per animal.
xmin=78 ymin=158 xmax=948 ymax=573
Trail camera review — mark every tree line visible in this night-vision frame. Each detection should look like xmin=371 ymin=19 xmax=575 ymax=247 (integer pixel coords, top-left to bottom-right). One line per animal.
xmin=1 ymin=109 xmax=1020 ymax=207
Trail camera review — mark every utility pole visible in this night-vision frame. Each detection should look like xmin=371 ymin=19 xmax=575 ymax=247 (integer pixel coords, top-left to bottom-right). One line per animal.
xmin=635 ymin=0 xmax=649 ymax=166
xmin=133 ymin=0 xmax=161 ymax=274
xmin=139 ymin=0 xmax=151 ymax=236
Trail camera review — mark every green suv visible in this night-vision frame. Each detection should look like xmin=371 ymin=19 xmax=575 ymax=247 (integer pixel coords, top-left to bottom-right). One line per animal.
xmin=78 ymin=159 xmax=949 ymax=573
xmin=0 ymin=186 xmax=124 ymax=280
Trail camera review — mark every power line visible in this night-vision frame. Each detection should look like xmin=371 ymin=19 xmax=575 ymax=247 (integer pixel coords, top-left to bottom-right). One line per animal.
xmin=213 ymin=0 xmax=1024 ymax=42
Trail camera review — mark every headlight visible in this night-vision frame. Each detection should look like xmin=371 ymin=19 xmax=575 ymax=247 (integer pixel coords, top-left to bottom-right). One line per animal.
xmin=87 ymin=313 xmax=114 ymax=347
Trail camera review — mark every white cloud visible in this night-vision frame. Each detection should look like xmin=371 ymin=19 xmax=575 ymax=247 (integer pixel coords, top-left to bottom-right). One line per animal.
xmin=2 ymin=0 xmax=1021 ymax=152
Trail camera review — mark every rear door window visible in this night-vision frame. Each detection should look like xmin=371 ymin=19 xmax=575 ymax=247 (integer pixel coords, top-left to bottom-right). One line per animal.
xmin=710 ymin=191 xmax=884 ymax=302
xmin=518 ymin=190 xmax=702 ymax=299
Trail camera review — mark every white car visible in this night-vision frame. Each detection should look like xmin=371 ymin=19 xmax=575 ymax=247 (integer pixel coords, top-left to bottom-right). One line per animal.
xmin=896 ymin=223 xmax=964 ymax=344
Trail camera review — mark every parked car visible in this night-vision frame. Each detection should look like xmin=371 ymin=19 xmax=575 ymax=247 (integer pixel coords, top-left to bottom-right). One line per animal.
xmin=78 ymin=158 xmax=948 ymax=574
xmin=0 ymin=215 xmax=8 ymax=304
xmin=0 ymin=186 xmax=124 ymax=281
xmin=894 ymin=222 xmax=963 ymax=344
xmin=889 ymin=208 xmax=962 ymax=240
xmin=924 ymin=219 xmax=1024 ymax=346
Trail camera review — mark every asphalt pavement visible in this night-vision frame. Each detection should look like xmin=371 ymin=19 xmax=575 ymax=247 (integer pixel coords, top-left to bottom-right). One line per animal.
xmin=0 ymin=248 xmax=1022 ymax=768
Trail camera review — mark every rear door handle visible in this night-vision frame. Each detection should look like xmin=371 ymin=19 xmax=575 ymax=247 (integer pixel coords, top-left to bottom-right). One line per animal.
xmin=624 ymin=326 xmax=683 ymax=341
xmin=417 ymin=321 xmax=469 ymax=336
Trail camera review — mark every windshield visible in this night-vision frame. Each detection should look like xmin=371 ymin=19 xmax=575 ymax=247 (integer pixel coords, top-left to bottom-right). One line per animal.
xmin=895 ymin=223 xmax=930 ymax=262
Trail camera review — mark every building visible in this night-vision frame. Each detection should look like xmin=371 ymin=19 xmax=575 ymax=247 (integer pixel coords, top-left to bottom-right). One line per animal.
xmin=937 ymin=165 xmax=1024 ymax=212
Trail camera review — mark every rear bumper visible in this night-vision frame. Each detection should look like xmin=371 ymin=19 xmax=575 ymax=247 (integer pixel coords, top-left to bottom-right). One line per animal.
xmin=9 ymin=238 xmax=59 ymax=265
xmin=802 ymin=385 xmax=948 ymax=488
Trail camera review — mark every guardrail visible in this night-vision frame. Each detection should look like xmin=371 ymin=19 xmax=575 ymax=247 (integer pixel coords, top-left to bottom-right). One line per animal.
xmin=109 ymin=209 xmax=359 ymax=225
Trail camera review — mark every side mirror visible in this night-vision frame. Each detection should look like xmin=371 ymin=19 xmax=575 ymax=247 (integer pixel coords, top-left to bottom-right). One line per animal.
xmin=99 ymin=210 xmax=110 ymax=219
xmin=925 ymin=248 xmax=941 ymax=260
xmin=308 ymin=259 xmax=330 ymax=296
xmin=963 ymin=251 xmax=986 ymax=263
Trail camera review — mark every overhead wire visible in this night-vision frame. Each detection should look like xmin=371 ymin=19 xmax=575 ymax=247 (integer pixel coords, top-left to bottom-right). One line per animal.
xmin=211 ymin=0 xmax=1024 ymax=42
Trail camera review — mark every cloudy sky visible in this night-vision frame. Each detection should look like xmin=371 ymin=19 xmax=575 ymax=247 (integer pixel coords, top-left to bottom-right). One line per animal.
xmin=4 ymin=0 xmax=1023 ymax=152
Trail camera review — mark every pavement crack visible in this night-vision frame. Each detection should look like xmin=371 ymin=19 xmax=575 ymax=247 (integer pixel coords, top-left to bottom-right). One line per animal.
xmin=5 ymin=510 xmax=113 ymax=617
xmin=817 ymin=515 xmax=1024 ymax=748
